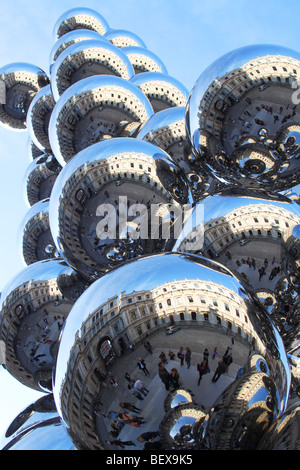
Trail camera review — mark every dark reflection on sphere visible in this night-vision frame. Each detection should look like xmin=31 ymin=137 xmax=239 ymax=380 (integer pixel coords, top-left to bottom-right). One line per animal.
xmin=53 ymin=252 xmax=290 ymax=450
xmin=50 ymin=39 xmax=135 ymax=101
xmin=0 ymin=259 xmax=87 ymax=392
xmin=0 ymin=394 xmax=75 ymax=450
xmin=24 ymin=154 xmax=62 ymax=207
xmin=49 ymin=29 xmax=106 ymax=69
xmin=0 ymin=63 xmax=49 ymax=130
xmin=49 ymin=137 xmax=190 ymax=279
xmin=186 ymin=44 xmax=300 ymax=191
xmin=53 ymin=8 xmax=109 ymax=40
xmin=48 ymin=75 xmax=154 ymax=166
xmin=26 ymin=84 xmax=55 ymax=153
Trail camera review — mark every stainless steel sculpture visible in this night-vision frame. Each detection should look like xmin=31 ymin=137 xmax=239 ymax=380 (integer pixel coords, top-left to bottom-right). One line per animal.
xmin=2 ymin=8 xmax=300 ymax=450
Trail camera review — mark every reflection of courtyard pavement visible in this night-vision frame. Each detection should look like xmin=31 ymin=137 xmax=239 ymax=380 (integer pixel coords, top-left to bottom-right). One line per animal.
xmin=217 ymin=238 xmax=284 ymax=291
xmin=95 ymin=327 xmax=250 ymax=449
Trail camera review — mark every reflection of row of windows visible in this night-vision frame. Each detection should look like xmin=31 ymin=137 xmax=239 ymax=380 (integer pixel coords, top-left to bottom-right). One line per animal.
xmin=173 ymin=310 xmax=248 ymax=324
xmin=158 ymin=296 xmax=240 ymax=312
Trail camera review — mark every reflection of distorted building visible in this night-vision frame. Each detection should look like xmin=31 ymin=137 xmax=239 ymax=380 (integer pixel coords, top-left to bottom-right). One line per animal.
xmin=198 ymin=55 xmax=300 ymax=138
xmin=58 ymin=277 xmax=260 ymax=449
xmin=24 ymin=155 xmax=62 ymax=207
xmin=202 ymin=203 xmax=300 ymax=256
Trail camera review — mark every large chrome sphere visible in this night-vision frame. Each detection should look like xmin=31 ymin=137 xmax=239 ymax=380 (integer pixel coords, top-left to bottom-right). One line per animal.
xmin=49 ymin=29 xmax=106 ymax=70
xmin=0 ymin=63 xmax=49 ymax=130
xmin=130 ymin=72 xmax=189 ymax=112
xmin=186 ymin=44 xmax=300 ymax=191
xmin=0 ymin=259 xmax=87 ymax=392
xmin=122 ymin=46 xmax=168 ymax=75
xmin=50 ymin=39 xmax=135 ymax=101
xmin=53 ymin=252 xmax=290 ymax=450
xmin=26 ymin=85 xmax=55 ymax=153
xmin=104 ymin=29 xmax=146 ymax=49
xmin=49 ymin=137 xmax=191 ymax=279
xmin=0 ymin=394 xmax=75 ymax=450
xmin=24 ymin=154 xmax=62 ymax=207
xmin=53 ymin=8 xmax=109 ymax=40
xmin=48 ymin=75 xmax=154 ymax=166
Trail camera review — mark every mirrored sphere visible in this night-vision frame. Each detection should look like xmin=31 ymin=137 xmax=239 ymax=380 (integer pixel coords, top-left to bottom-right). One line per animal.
xmin=122 ymin=46 xmax=168 ymax=75
xmin=48 ymin=75 xmax=154 ymax=166
xmin=53 ymin=8 xmax=109 ymax=40
xmin=53 ymin=252 xmax=290 ymax=450
xmin=0 ymin=259 xmax=87 ymax=391
xmin=50 ymin=39 xmax=135 ymax=101
xmin=24 ymin=154 xmax=62 ymax=207
xmin=104 ymin=29 xmax=146 ymax=49
xmin=0 ymin=394 xmax=75 ymax=450
xmin=18 ymin=199 xmax=56 ymax=265
xmin=49 ymin=137 xmax=190 ymax=279
xmin=137 ymin=106 xmax=223 ymax=201
xmin=0 ymin=63 xmax=49 ymax=130
xmin=130 ymin=72 xmax=189 ymax=112
xmin=26 ymin=85 xmax=55 ymax=153
xmin=49 ymin=29 xmax=106 ymax=70
xmin=186 ymin=44 xmax=300 ymax=191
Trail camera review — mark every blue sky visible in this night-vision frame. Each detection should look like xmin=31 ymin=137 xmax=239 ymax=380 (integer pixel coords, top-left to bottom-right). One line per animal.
xmin=1 ymin=0 xmax=300 ymax=443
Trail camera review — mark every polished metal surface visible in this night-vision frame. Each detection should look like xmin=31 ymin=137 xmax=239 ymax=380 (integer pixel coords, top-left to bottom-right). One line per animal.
xmin=18 ymin=199 xmax=57 ymax=265
xmin=48 ymin=75 xmax=154 ymax=166
xmin=49 ymin=29 xmax=106 ymax=69
xmin=104 ymin=29 xmax=146 ymax=49
xmin=53 ymin=8 xmax=109 ymax=40
xmin=130 ymin=72 xmax=189 ymax=112
xmin=137 ymin=106 xmax=223 ymax=201
xmin=24 ymin=154 xmax=62 ymax=207
xmin=0 ymin=259 xmax=86 ymax=392
xmin=0 ymin=63 xmax=49 ymax=130
xmin=0 ymin=394 xmax=75 ymax=450
xmin=50 ymin=38 xmax=135 ymax=101
xmin=122 ymin=46 xmax=168 ymax=74
xmin=53 ymin=252 xmax=290 ymax=450
xmin=186 ymin=44 xmax=300 ymax=191
xmin=49 ymin=137 xmax=190 ymax=279
xmin=26 ymin=85 xmax=55 ymax=153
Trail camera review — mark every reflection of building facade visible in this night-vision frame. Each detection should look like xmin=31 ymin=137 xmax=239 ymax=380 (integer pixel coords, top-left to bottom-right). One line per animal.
xmin=202 ymin=204 xmax=300 ymax=256
xmin=198 ymin=55 xmax=300 ymax=137
xmin=58 ymin=278 xmax=258 ymax=449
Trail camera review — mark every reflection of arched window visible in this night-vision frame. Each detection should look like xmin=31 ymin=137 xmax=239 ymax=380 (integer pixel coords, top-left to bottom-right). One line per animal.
xmin=98 ymin=336 xmax=115 ymax=365
xmin=191 ymin=312 xmax=197 ymax=321
xmin=180 ymin=312 xmax=185 ymax=321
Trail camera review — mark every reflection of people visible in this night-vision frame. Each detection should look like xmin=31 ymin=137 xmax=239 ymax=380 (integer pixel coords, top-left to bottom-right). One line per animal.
xmin=158 ymin=361 xmax=170 ymax=390
xmin=137 ymin=357 xmax=149 ymax=375
xmin=137 ymin=431 xmax=160 ymax=442
xmin=177 ymin=346 xmax=185 ymax=366
xmin=185 ymin=347 xmax=191 ymax=368
xmin=197 ymin=358 xmax=209 ymax=385
xmin=212 ymin=360 xmax=227 ymax=382
xmin=169 ymin=368 xmax=181 ymax=390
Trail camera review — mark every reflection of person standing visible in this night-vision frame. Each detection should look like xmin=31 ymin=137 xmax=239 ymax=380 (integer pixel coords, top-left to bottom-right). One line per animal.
xmin=137 ymin=357 xmax=149 ymax=375
xmin=158 ymin=362 xmax=170 ymax=390
xmin=177 ymin=346 xmax=185 ymax=366
xmin=185 ymin=347 xmax=191 ymax=369
xmin=212 ymin=360 xmax=227 ymax=382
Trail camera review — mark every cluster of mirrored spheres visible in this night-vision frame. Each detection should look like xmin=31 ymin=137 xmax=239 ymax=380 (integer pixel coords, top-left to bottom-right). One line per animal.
xmin=2 ymin=7 xmax=300 ymax=451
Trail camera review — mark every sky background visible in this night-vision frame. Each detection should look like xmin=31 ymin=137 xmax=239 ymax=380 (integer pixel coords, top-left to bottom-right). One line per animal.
xmin=1 ymin=0 xmax=300 ymax=443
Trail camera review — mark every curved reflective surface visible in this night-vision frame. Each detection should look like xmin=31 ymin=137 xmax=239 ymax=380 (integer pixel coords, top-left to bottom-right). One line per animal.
xmin=53 ymin=252 xmax=290 ymax=450
xmin=50 ymin=38 xmax=135 ymax=101
xmin=104 ymin=29 xmax=146 ymax=49
xmin=0 ymin=394 xmax=75 ymax=450
xmin=130 ymin=72 xmax=189 ymax=112
xmin=0 ymin=63 xmax=49 ymax=130
xmin=26 ymin=85 xmax=55 ymax=153
xmin=186 ymin=44 xmax=300 ymax=191
xmin=18 ymin=199 xmax=57 ymax=265
xmin=53 ymin=8 xmax=109 ymax=40
xmin=49 ymin=29 xmax=106 ymax=69
xmin=137 ymin=106 xmax=223 ymax=201
xmin=49 ymin=137 xmax=190 ymax=279
xmin=48 ymin=75 xmax=154 ymax=166
xmin=0 ymin=259 xmax=87 ymax=391
xmin=24 ymin=154 xmax=62 ymax=207
xmin=122 ymin=46 xmax=168 ymax=75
